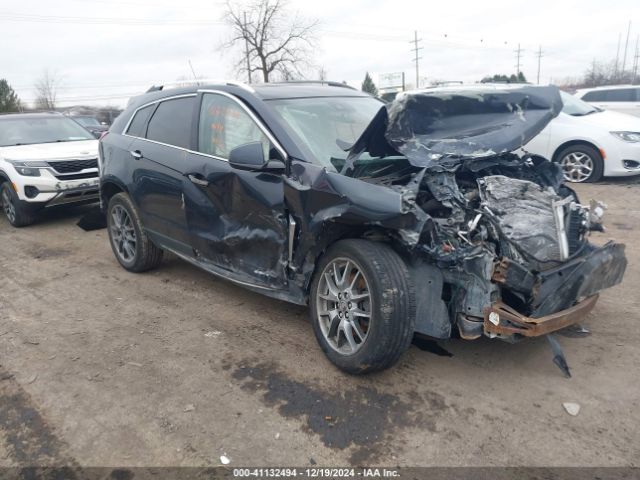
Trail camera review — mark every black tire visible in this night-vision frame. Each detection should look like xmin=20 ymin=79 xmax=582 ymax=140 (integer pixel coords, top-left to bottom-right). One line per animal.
xmin=0 ymin=182 xmax=37 ymax=227
xmin=107 ymin=192 xmax=163 ymax=272
xmin=310 ymin=239 xmax=416 ymax=374
xmin=556 ymin=144 xmax=604 ymax=183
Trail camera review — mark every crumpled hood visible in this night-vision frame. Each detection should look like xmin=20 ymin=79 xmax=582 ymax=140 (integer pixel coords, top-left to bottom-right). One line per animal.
xmin=355 ymin=85 xmax=562 ymax=168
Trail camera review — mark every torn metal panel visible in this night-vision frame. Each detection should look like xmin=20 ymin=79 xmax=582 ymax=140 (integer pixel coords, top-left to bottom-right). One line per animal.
xmin=532 ymin=242 xmax=627 ymax=316
xmin=284 ymin=159 xmax=432 ymax=291
xmin=408 ymin=260 xmax=450 ymax=339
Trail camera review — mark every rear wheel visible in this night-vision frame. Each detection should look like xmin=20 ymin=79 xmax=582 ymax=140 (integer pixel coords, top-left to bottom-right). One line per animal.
xmin=310 ymin=239 xmax=416 ymax=374
xmin=107 ymin=193 xmax=163 ymax=272
xmin=0 ymin=182 xmax=37 ymax=227
xmin=557 ymin=144 xmax=604 ymax=183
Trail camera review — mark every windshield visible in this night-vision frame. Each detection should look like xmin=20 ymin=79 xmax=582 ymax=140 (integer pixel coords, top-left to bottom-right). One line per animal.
xmin=561 ymin=91 xmax=599 ymax=116
xmin=74 ymin=116 xmax=101 ymax=127
xmin=0 ymin=117 xmax=95 ymax=147
xmin=268 ymin=96 xmax=384 ymax=170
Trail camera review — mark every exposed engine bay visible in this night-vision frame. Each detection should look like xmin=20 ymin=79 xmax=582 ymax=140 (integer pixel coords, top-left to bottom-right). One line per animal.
xmin=326 ymin=85 xmax=628 ymax=344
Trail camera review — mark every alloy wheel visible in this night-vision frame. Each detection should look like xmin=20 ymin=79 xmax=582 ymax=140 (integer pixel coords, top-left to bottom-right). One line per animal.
xmin=1 ymin=188 xmax=16 ymax=224
xmin=110 ymin=205 xmax=137 ymax=263
xmin=316 ymin=258 xmax=372 ymax=356
xmin=560 ymin=151 xmax=594 ymax=182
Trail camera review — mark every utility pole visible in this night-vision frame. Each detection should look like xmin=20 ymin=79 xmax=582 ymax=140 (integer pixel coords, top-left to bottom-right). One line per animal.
xmin=633 ymin=35 xmax=639 ymax=84
xmin=410 ymin=31 xmax=423 ymax=88
xmin=243 ymin=11 xmax=252 ymax=84
xmin=514 ymin=43 xmax=523 ymax=77
xmin=536 ymin=45 xmax=543 ymax=85
xmin=615 ymin=32 xmax=621 ymax=77
xmin=622 ymin=20 xmax=631 ymax=74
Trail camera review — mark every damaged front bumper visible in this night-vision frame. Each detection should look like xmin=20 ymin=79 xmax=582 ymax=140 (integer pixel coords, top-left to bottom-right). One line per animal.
xmin=483 ymin=241 xmax=627 ymax=340
xmin=483 ymin=295 xmax=598 ymax=338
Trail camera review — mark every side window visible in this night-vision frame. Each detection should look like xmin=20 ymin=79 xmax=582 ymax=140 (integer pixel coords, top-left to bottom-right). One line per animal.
xmin=126 ymin=104 xmax=154 ymax=137
xmin=197 ymin=93 xmax=270 ymax=159
xmin=582 ymin=91 xmax=606 ymax=102
xmin=606 ymin=88 xmax=635 ymax=102
xmin=146 ymin=96 xmax=196 ymax=149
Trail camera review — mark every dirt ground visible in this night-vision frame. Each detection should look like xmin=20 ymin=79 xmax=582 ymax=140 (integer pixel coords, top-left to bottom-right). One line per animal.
xmin=0 ymin=178 xmax=639 ymax=469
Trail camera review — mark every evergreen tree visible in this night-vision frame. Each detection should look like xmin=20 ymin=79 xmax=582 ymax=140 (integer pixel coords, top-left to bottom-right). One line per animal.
xmin=361 ymin=72 xmax=378 ymax=96
xmin=0 ymin=79 xmax=21 ymax=113
xmin=480 ymin=73 xmax=528 ymax=84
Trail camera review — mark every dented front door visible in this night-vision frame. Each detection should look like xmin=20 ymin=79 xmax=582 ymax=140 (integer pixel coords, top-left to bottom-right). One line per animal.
xmin=182 ymin=92 xmax=289 ymax=289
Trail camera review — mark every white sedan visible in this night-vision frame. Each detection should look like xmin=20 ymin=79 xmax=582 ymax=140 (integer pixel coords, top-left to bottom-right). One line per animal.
xmin=525 ymin=91 xmax=640 ymax=182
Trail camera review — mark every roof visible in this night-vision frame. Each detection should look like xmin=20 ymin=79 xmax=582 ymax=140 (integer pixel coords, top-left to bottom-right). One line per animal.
xmin=407 ymin=83 xmax=532 ymax=94
xmin=0 ymin=112 xmax=63 ymax=121
xmin=127 ymin=81 xmax=370 ymax=108
xmin=576 ymin=84 xmax=637 ymax=93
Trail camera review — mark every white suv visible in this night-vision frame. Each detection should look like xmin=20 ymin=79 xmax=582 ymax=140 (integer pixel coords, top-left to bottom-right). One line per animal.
xmin=575 ymin=85 xmax=640 ymax=118
xmin=0 ymin=113 xmax=100 ymax=227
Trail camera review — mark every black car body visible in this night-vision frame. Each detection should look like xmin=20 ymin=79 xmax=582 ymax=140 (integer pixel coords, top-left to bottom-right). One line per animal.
xmin=69 ymin=115 xmax=109 ymax=138
xmin=99 ymin=82 xmax=626 ymax=373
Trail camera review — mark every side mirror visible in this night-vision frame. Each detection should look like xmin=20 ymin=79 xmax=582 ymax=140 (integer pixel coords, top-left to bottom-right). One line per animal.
xmin=229 ymin=142 xmax=266 ymax=170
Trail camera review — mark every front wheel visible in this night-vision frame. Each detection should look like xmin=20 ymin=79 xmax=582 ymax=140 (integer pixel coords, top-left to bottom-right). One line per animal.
xmin=0 ymin=182 xmax=37 ymax=227
xmin=557 ymin=144 xmax=604 ymax=183
xmin=107 ymin=192 xmax=163 ymax=272
xmin=310 ymin=239 xmax=416 ymax=374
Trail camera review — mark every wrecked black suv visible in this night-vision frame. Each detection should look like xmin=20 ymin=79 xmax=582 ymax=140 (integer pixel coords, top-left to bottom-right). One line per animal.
xmin=99 ymin=82 xmax=626 ymax=374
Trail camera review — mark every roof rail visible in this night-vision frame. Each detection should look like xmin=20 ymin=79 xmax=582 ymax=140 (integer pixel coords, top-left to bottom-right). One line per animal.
xmin=143 ymin=79 xmax=358 ymax=95
xmin=271 ymin=80 xmax=358 ymax=91
xmin=143 ymin=79 xmax=256 ymax=95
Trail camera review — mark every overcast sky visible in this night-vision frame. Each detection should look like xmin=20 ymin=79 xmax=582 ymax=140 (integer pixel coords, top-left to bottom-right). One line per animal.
xmin=2 ymin=0 xmax=638 ymax=108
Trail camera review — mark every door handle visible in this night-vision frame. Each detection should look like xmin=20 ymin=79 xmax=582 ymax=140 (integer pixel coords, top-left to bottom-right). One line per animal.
xmin=187 ymin=174 xmax=209 ymax=187
xmin=130 ymin=150 xmax=143 ymax=160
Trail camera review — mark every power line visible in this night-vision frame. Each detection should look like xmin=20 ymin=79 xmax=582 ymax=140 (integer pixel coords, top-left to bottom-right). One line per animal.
xmin=0 ymin=12 xmax=525 ymax=51
xmin=410 ymin=30 xmax=423 ymax=88
xmin=62 ymin=0 xmax=226 ymax=8
xmin=0 ymin=12 xmax=223 ymax=26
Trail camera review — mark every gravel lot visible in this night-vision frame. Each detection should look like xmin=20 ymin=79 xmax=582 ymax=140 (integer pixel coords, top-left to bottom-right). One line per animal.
xmin=0 ymin=179 xmax=639 ymax=468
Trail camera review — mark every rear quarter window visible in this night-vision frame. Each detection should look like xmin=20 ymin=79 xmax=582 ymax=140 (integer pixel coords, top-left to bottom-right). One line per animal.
xmin=582 ymin=91 xmax=606 ymax=102
xmin=146 ymin=96 xmax=196 ymax=149
xmin=606 ymin=88 xmax=636 ymax=102
xmin=126 ymin=104 xmax=155 ymax=137
xmin=583 ymin=88 xmax=637 ymax=102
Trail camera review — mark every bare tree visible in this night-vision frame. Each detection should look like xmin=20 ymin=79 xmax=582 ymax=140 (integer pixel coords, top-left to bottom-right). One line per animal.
xmin=221 ymin=0 xmax=318 ymax=83
xmin=34 ymin=69 xmax=61 ymax=110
